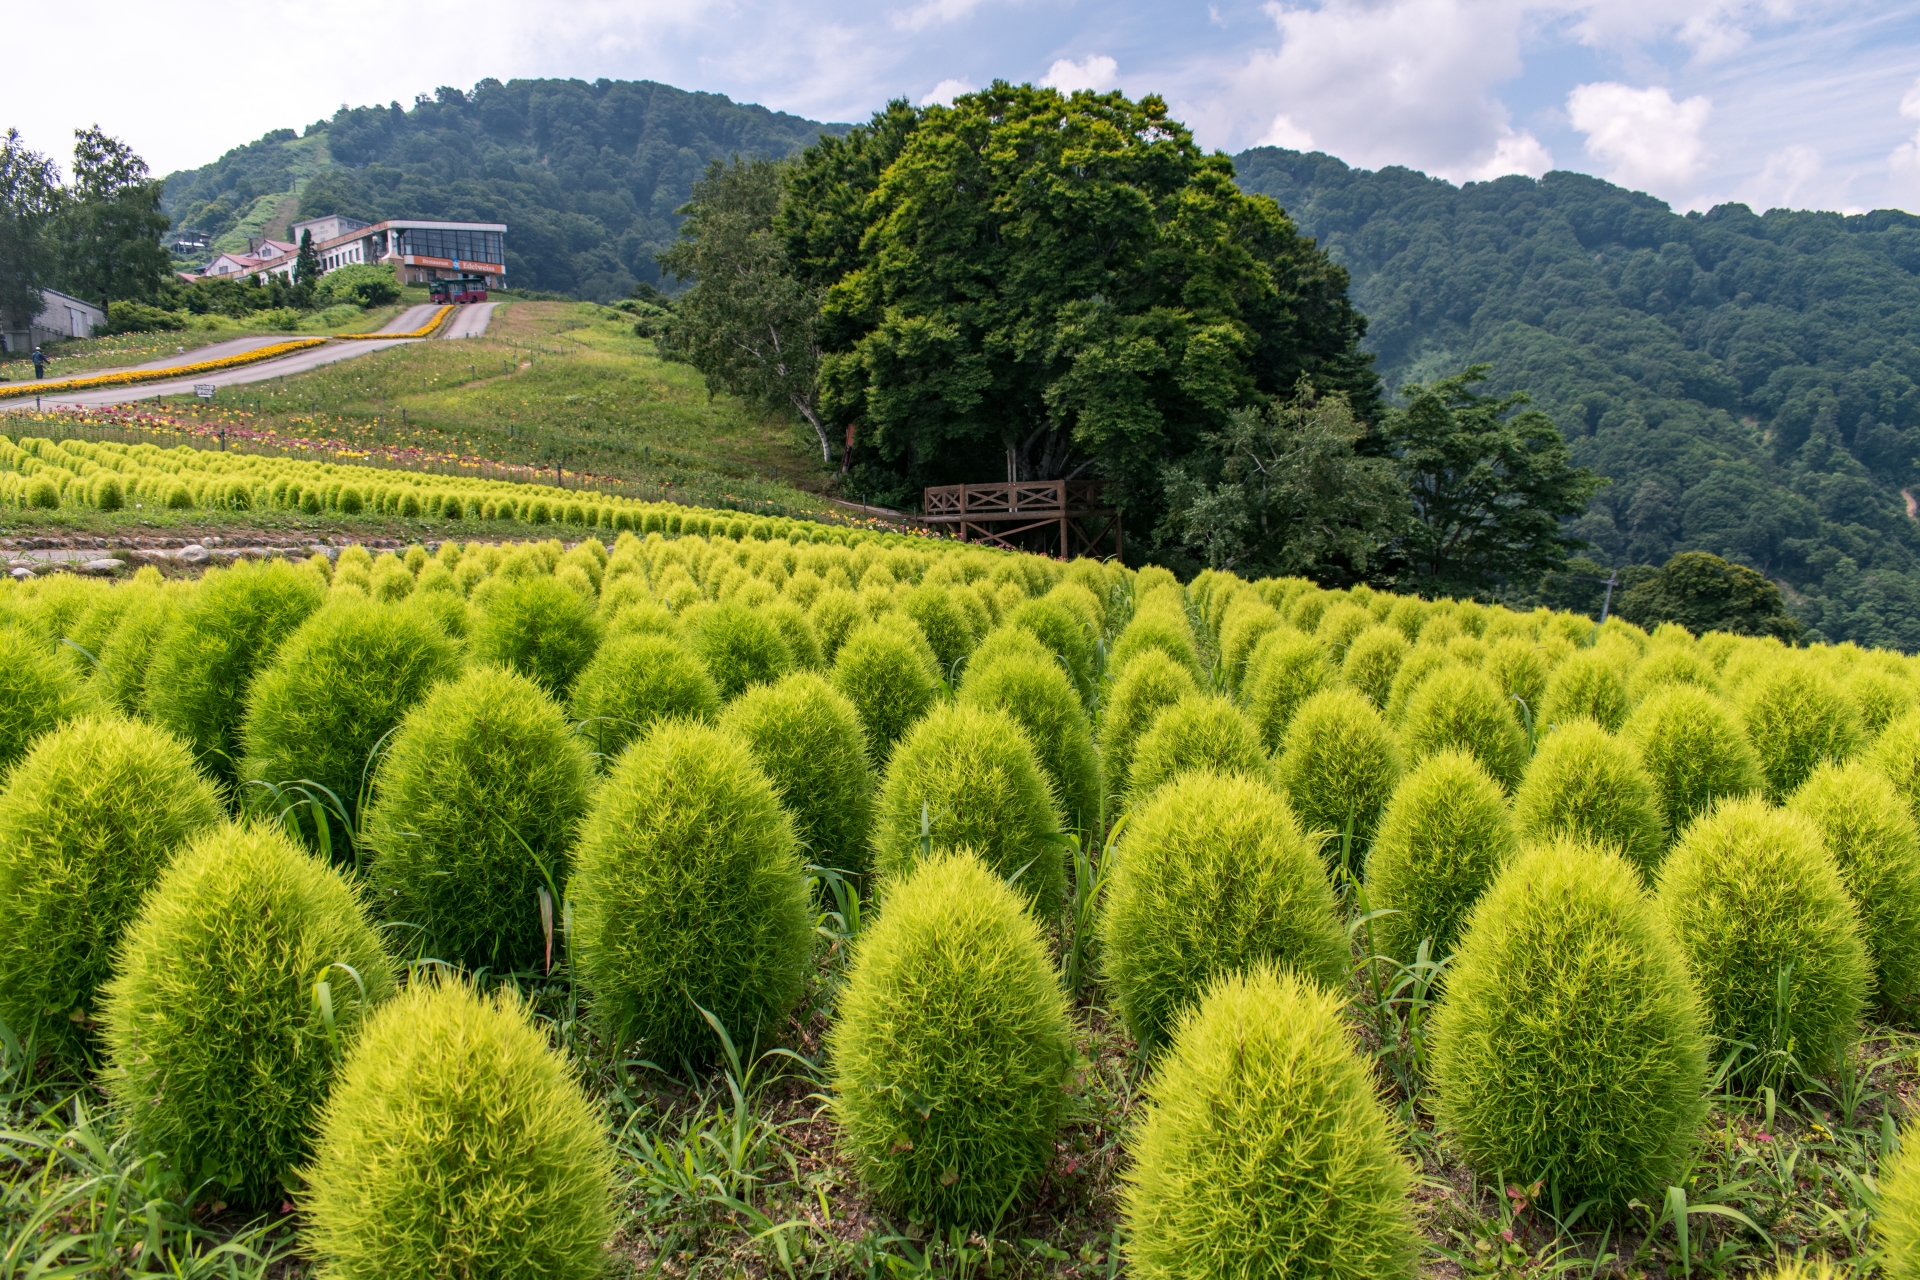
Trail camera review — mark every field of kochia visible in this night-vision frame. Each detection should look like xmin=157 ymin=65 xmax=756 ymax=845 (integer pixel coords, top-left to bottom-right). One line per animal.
xmin=7 ymin=480 xmax=1920 ymax=1277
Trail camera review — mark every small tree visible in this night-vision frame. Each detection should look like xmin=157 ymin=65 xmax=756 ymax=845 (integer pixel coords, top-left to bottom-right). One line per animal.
xmin=0 ymin=129 xmax=59 ymax=335
xmin=293 ymin=228 xmax=321 ymax=295
xmin=55 ymin=125 xmax=171 ymax=310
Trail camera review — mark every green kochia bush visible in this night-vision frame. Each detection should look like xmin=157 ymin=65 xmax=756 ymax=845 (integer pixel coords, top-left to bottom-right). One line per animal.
xmin=1099 ymin=771 xmax=1346 ymax=1054
xmin=1871 ymin=707 xmax=1920 ymax=825
xmin=831 ymin=620 xmax=940 ymax=762
xmin=1540 ymin=650 xmax=1632 ymax=732
xmin=145 ymin=559 xmax=325 ymax=780
xmin=830 ymin=852 xmax=1073 ymax=1225
xmin=1274 ymin=687 xmax=1401 ymax=857
xmin=1126 ymin=694 xmax=1269 ymax=807
xmin=95 ymin=588 xmax=178 ymax=713
xmin=568 ymin=633 xmax=722 ymax=760
xmin=1878 ymin=1131 xmax=1920 ymax=1280
xmin=570 ymin=721 xmax=811 ymax=1060
xmin=1741 ymin=664 xmax=1863 ymax=803
xmin=1123 ymin=966 xmax=1419 ymax=1280
xmin=0 ymin=623 xmax=97 ymax=777
xmin=1110 ymin=610 xmax=1199 ymax=678
xmin=1009 ymin=596 xmax=1096 ymax=704
xmin=961 ymin=648 xmax=1103 ymax=834
xmin=300 ymin=980 xmax=613 ymax=1280
xmin=1343 ymin=625 xmax=1409 ymax=711
xmin=1243 ymin=629 xmax=1335 ymax=752
xmin=0 ymin=716 xmax=222 ymax=1065
xmin=692 ymin=600 xmax=795 ymax=700
xmin=1365 ymin=750 xmax=1517 ymax=964
xmin=871 ymin=702 xmax=1066 ymax=917
xmin=101 ymin=823 xmax=394 ymax=1206
xmin=365 ymin=667 xmax=593 ymax=970
xmin=1626 ymin=686 xmax=1761 ymax=839
xmin=721 ymin=673 xmax=876 ymax=871
xmin=1098 ymin=649 xmax=1198 ymax=802
xmin=1400 ymin=667 xmax=1531 ymax=792
xmin=1657 ymin=798 xmax=1869 ymax=1076
xmin=1788 ymin=763 xmax=1920 ymax=1018
xmin=239 ymin=597 xmax=460 ymax=826
xmin=901 ymin=584 xmax=975 ymax=674
xmin=1431 ymin=841 xmax=1707 ymax=1211
xmin=470 ymin=574 xmax=605 ymax=697
xmin=1513 ymin=721 xmax=1666 ymax=879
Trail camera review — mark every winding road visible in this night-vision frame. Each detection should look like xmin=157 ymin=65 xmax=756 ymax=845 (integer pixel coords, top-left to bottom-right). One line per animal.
xmin=0 ymin=302 xmax=496 ymax=412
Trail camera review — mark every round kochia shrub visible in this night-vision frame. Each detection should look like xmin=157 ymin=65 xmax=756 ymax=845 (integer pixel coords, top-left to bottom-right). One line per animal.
xmin=692 ymin=601 xmax=795 ymax=700
xmin=239 ymin=597 xmax=459 ymax=825
xmin=1110 ymin=609 xmax=1199 ymax=678
xmin=1513 ymin=720 xmax=1666 ymax=878
xmin=1008 ymin=596 xmax=1096 ymax=704
xmin=870 ymin=702 xmax=1066 ymax=917
xmin=0 ymin=716 xmax=222 ymax=1064
xmin=1098 ymin=771 xmax=1346 ymax=1054
xmin=1626 ymin=686 xmax=1761 ymax=839
xmin=1870 ymin=706 xmax=1920 ymax=824
xmin=1274 ymin=687 xmax=1401 ymax=857
xmin=1243 ymin=629 xmax=1336 ymax=752
xmin=1123 ymin=966 xmax=1419 ymax=1280
xmin=1741 ymin=663 xmax=1862 ymax=803
xmin=1365 ymin=750 xmax=1517 ymax=964
xmin=145 ymin=559 xmax=326 ymax=780
xmin=1657 ymin=798 xmax=1868 ymax=1076
xmin=831 ymin=620 xmax=940 ymax=761
xmin=570 ymin=721 xmax=811 ymax=1060
xmin=365 ymin=667 xmax=593 ymax=970
xmin=1400 ymin=666 xmax=1530 ymax=792
xmin=568 ymin=633 xmax=721 ymax=760
xmin=0 ymin=623 xmax=97 ymax=777
xmin=1343 ymin=625 xmax=1409 ymax=711
xmin=829 ymin=852 xmax=1072 ymax=1225
xmin=300 ymin=980 xmax=613 ymax=1280
xmin=961 ymin=647 xmax=1103 ymax=834
xmin=721 ymin=673 xmax=875 ymax=871
xmin=1431 ymin=841 xmax=1707 ymax=1211
xmin=95 ymin=588 xmax=178 ymax=714
xmin=1878 ymin=1131 xmax=1920 ymax=1280
xmin=1126 ymin=694 xmax=1269 ymax=807
xmin=470 ymin=573 xmax=604 ymax=697
xmin=1787 ymin=763 xmax=1920 ymax=1017
xmin=101 ymin=823 xmax=395 ymax=1206
xmin=1540 ymin=649 xmax=1631 ymax=732
xmin=1098 ymin=649 xmax=1198 ymax=802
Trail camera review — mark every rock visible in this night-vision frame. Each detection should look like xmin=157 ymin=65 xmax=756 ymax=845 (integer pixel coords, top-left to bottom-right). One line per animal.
xmin=80 ymin=559 xmax=124 ymax=575
xmin=9 ymin=567 xmax=34 ymax=579
xmin=178 ymin=545 xmax=209 ymax=564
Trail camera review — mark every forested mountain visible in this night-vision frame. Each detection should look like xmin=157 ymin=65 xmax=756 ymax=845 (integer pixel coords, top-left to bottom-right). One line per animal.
xmin=1233 ymin=148 xmax=1920 ymax=649
xmin=160 ymin=80 xmax=846 ymax=299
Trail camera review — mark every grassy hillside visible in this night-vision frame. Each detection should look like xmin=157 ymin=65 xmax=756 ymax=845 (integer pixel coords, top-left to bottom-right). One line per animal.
xmin=160 ymin=81 xmax=849 ymax=299
xmin=1233 ymin=148 xmax=1920 ymax=649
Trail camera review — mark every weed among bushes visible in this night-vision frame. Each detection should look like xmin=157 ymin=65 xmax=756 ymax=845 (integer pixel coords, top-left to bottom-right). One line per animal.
xmin=1658 ymin=797 xmax=1869 ymax=1078
xmin=570 ymin=720 xmax=811 ymax=1062
xmin=1365 ymin=749 xmax=1517 ymax=964
xmin=870 ymin=702 xmax=1067 ymax=917
xmin=1513 ymin=720 xmax=1666 ymax=878
xmin=1431 ymin=840 xmax=1707 ymax=1211
xmin=301 ymin=979 xmax=613 ymax=1280
xmin=1098 ymin=770 xmax=1346 ymax=1054
xmin=101 ymin=822 xmax=394 ymax=1207
xmin=0 ymin=715 xmax=222 ymax=1065
xmin=569 ymin=632 xmax=721 ymax=760
xmin=364 ymin=666 xmax=592 ymax=970
xmin=830 ymin=851 xmax=1072 ymax=1225
xmin=721 ymin=672 xmax=876 ymax=872
xmin=1124 ymin=965 xmax=1419 ymax=1280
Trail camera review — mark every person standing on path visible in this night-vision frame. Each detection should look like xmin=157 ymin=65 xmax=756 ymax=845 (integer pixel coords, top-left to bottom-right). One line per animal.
xmin=30 ymin=347 xmax=46 ymax=379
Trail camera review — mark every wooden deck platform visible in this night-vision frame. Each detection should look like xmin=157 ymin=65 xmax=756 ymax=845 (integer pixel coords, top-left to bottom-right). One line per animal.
xmin=920 ymin=480 xmax=1120 ymax=560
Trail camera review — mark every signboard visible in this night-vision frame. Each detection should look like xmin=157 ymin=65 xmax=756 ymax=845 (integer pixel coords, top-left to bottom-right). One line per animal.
xmin=194 ymin=384 xmax=215 ymax=399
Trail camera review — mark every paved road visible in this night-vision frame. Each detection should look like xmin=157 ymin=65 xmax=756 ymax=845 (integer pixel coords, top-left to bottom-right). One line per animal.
xmin=440 ymin=303 xmax=495 ymax=340
xmin=378 ymin=304 xmax=444 ymax=335
xmin=124 ymin=335 xmax=298 ymax=371
xmin=0 ymin=337 xmax=419 ymax=411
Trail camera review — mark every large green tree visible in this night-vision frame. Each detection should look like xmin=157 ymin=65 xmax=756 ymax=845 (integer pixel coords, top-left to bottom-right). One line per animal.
xmin=657 ymin=157 xmax=831 ymax=462
xmin=1616 ymin=551 xmax=1800 ymax=641
xmin=0 ymin=129 xmax=59 ymax=334
xmin=778 ymin=84 xmax=1379 ymax=527
xmin=1380 ymin=366 xmax=1604 ymax=596
xmin=55 ymin=126 xmax=171 ymax=308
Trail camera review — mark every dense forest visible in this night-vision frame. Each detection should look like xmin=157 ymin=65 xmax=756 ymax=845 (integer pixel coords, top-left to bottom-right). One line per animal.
xmin=1234 ymin=149 xmax=1920 ymax=650
xmin=159 ymin=80 xmax=846 ymax=300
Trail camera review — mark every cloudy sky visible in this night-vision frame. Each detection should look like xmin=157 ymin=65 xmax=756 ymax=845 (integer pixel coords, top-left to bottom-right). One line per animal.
xmin=10 ymin=0 xmax=1920 ymax=215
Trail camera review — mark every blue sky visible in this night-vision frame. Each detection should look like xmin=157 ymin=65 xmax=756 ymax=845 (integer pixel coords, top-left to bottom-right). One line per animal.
xmin=14 ymin=0 xmax=1920 ymax=215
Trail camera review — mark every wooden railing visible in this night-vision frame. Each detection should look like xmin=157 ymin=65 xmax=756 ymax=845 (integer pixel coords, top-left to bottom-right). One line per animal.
xmin=920 ymin=480 xmax=1120 ymax=559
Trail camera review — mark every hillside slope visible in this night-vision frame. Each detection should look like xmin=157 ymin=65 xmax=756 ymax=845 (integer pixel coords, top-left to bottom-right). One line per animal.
xmin=160 ymin=80 xmax=847 ymax=300
xmin=1233 ymin=147 xmax=1920 ymax=648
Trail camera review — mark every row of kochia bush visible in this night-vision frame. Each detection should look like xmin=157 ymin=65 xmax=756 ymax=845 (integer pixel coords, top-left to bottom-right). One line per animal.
xmin=7 ymin=523 xmax=1920 ymax=1276
xmin=0 ymin=432 xmax=849 ymax=534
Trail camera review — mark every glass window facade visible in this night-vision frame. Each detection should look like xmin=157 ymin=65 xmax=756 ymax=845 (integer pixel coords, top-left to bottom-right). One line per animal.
xmin=396 ymin=228 xmax=504 ymax=263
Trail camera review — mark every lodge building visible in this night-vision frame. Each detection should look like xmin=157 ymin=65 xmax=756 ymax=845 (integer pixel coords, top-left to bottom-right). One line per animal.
xmin=242 ymin=215 xmax=509 ymax=289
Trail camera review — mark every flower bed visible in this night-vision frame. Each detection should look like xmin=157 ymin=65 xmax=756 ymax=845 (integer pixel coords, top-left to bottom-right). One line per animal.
xmin=0 ymin=339 xmax=327 ymax=398
xmin=335 ymin=306 xmax=452 ymax=340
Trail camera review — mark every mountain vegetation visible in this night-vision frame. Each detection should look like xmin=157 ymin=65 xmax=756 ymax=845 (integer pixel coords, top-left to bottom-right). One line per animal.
xmin=1233 ymin=148 xmax=1920 ymax=648
xmin=160 ymin=80 xmax=846 ymax=300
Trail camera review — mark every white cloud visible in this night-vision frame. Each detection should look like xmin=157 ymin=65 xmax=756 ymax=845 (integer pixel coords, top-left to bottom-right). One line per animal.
xmin=1445 ymin=128 xmax=1555 ymax=182
xmin=1257 ymin=114 xmax=1316 ymax=150
xmin=1887 ymin=76 xmax=1920 ymax=204
xmin=1040 ymin=55 xmax=1119 ymax=93
xmin=1567 ymin=81 xmax=1713 ymax=191
xmin=920 ymin=78 xmax=975 ymax=106
xmin=891 ymin=0 xmax=984 ymax=32
xmin=1739 ymin=143 xmax=1823 ymax=209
